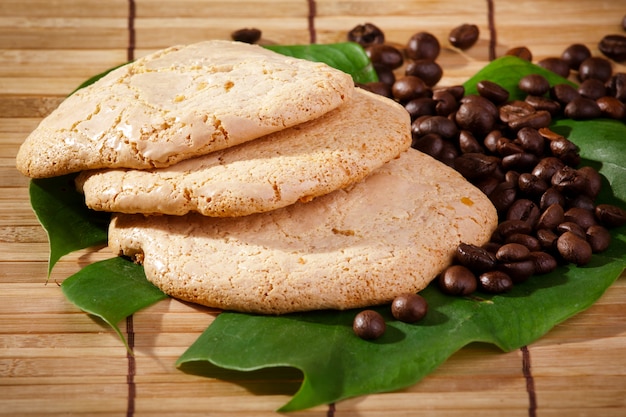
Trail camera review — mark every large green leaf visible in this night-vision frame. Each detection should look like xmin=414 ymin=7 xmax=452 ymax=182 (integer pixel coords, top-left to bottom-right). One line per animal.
xmin=61 ymin=256 xmax=168 ymax=351
xmin=30 ymin=175 xmax=109 ymax=275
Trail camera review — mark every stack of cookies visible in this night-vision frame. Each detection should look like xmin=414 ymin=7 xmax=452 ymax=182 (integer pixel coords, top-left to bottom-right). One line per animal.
xmin=16 ymin=40 xmax=497 ymax=314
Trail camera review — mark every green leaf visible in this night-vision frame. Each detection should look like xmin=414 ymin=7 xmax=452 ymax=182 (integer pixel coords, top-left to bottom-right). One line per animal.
xmin=264 ymin=42 xmax=378 ymax=84
xmin=463 ymin=55 xmax=576 ymax=99
xmin=30 ymin=175 xmax=109 ymax=275
xmin=61 ymin=256 xmax=168 ymax=350
xmin=176 ymin=57 xmax=626 ymax=411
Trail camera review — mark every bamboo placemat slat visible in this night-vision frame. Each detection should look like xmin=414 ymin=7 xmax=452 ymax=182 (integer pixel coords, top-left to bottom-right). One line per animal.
xmin=1 ymin=1 xmax=625 ymax=416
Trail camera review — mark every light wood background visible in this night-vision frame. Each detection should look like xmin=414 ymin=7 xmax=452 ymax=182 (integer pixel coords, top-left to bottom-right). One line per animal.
xmin=1 ymin=0 xmax=625 ymax=416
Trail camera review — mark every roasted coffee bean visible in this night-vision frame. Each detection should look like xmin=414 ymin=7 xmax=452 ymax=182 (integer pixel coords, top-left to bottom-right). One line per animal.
xmin=366 ymin=44 xmax=404 ymax=70
xmin=477 ymin=80 xmax=510 ymax=104
xmin=596 ymin=96 xmax=626 ymax=119
xmin=507 ymin=199 xmax=541 ymax=227
xmin=550 ymin=83 xmax=581 ymax=105
xmin=478 ymin=270 xmax=513 ymax=293
xmin=564 ymin=207 xmax=597 ymax=229
xmin=376 ymin=68 xmax=396 ymax=86
xmin=598 ymin=34 xmax=626 ymax=62
xmin=449 ymin=23 xmax=479 ymax=50
xmin=453 ymin=153 xmax=499 ymax=180
xmin=518 ymin=74 xmax=550 ymax=96
xmin=515 ymin=127 xmax=545 ymax=156
xmin=458 ymin=130 xmax=484 ymax=153
xmin=496 ymin=138 xmax=524 ymax=156
xmin=438 ymin=141 xmax=460 ymax=167
xmin=359 ymin=81 xmax=392 ymax=98
xmin=578 ymin=166 xmax=602 ymax=198
xmin=551 ymin=166 xmax=587 ymax=195
xmin=495 ymin=219 xmax=533 ymax=239
xmin=569 ymin=194 xmax=596 ymax=211
xmin=230 ymin=27 xmax=262 ymax=43
xmin=498 ymin=259 xmax=535 ymax=283
xmin=461 ymin=95 xmax=499 ymax=117
xmin=411 ymin=133 xmax=444 ymax=157
xmin=392 ymin=75 xmax=429 ymax=102
xmin=347 ymin=23 xmax=385 ymax=46
xmin=405 ymin=97 xmax=437 ymax=119
xmin=532 ymin=157 xmax=565 ymax=182
xmin=506 ymin=233 xmax=541 ymax=252
xmin=502 ymin=152 xmax=539 ymax=172
xmin=391 ymin=293 xmax=428 ymax=323
xmin=536 ymin=203 xmax=565 ymax=230
xmin=455 ymin=243 xmax=497 ymax=272
xmin=475 ymin=176 xmax=500 ymax=196
xmin=489 ymin=181 xmax=517 ymax=213
xmin=353 ymin=310 xmax=386 ymax=340
xmin=578 ymin=56 xmax=613 ymax=82
xmin=607 ymin=73 xmax=626 ymax=101
xmin=557 ymin=231 xmax=592 ymax=266
xmin=595 ymin=204 xmax=626 ymax=228
xmin=432 ymin=90 xmax=458 ymax=116
xmin=524 ymin=95 xmax=561 ymax=116
xmin=504 ymin=170 xmax=520 ymax=185
xmin=483 ymin=130 xmax=503 ymax=153
xmin=564 ymin=97 xmax=603 ymax=120
xmin=412 ymin=115 xmax=458 ymax=139
xmin=540 ymin=187 xmax=566 ymax=210
xmin=561 ymin=43 xmax=592 ymax=70
xmin=518 ymin=173 xmax=548 ymax=197
xmin=549 ymin=137 xmax=581 ymax=166
xmin=578 ymin=78 xmax=607 ymax=100
xmin=529 ymin=251 xmax=558 ymax=274
xmin=455 ymin=100 xmax=497 ymax=136
xmin=405 ymin=60 xmax=443 ymax=86
xmin=508 ymin=110 xmax=552 ymax=131
xmin=538 ymin=57 xmax=570 ymax=78
xmin=506 ymin=46 xmax=533 ymax=61
xmin=557 ymin=221 xmax=586 ymax=239
xmin=536 ymin=228 xmax=559 ymax=250
xmin=438 ymin=265 xmax=477 ymax=296
xmin=406 ymin=31 xmax=440 ymax=60
xmin=437 ymin=85 xmax=466 ymax=101
xmin=586 ymin=225 xmax=611 ymax=253
xmin=499 ymin=101 xmax=535 ymax=124
xmin=496 ymin=242 xmax=530 ymax=262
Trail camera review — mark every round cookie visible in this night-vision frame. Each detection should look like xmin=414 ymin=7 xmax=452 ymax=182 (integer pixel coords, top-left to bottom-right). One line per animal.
xmin=108 ymin=149 xmax=498 ymax=314
xmin=76 ymin=88 xmax=411 ymax=217
xmin=16 ymin=40 xmax=354 ymax=178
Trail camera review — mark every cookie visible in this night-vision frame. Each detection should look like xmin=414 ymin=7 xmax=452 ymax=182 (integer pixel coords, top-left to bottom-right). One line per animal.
xmin=76 ymin=88 xmax=411 ymax=217
xmin=108 ymin=148 xmax=498 ymax=314
xmin=16 ymin=40 xmax=354 ymax=178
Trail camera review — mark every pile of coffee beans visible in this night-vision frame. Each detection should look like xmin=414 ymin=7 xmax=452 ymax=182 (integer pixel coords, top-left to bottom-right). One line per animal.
xmin=347 ymin=22 xmax=626 ymax=304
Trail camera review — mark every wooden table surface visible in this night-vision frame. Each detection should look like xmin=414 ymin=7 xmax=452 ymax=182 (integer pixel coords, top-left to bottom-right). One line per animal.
xmin=1 ymin=1 xmax=625 ymax=416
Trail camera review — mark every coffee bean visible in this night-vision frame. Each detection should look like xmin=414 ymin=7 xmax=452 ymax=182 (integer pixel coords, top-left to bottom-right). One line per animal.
xmin=561 ymin=43 xmax=592 ymax=70
xmin=478 ymin=270 xmax=513 ymax=293
xmin=507 ymin=199 xmax=541 ymax=227
xmin=578 ymin=78 xmax=607 ymax=100
xmin=353 ymin=310 xmax=386 ymax=339
xmin=436 ymin=85 xmax=466 ymax=101
xmin=495 ymin=219 xmax=532 ymax=241
xmin=506 ymin=233 xmax=541 ymax=252
xmin=564 ymin=207 xmax=597 ymax=229
xmin=496 ymin=242 xmax=531 ymax=262
xmin=449 ymin=23 xmax=480 ymax=50
xmin=536 ymin=228 xmax=559 ymax=250
xmin=506 ymin=46 xmax=533 ymax=61
xmin=550 ymin=83 xmax=580 ymax=105
xmin=412 ymin=115 xmax=458 ymax=139
xmin=455 ymin=100 xmax=497 ymax=136
xmin=499 ymin=101 xmax=536 ymax=124
xmin=498 ymin=259 xmax=535 ymax=283
xmin=376 ymin=68 xmax=396 ymax=86
xmin=360 ymin=81 xmax=392 ymax=98
xmin=405 ymin=60 xmax=443 ymax=86
xmin=564 ymin=97 xmax=603 ymax=120
xmin=438 ymin=265 xmax=478 ymax=296
xmin=537 ymin=203 xmax=565 ymax=230
xmin=411 ymin=133 xmax=444 ymax=157
xmin=569 ymin=195 xmax=596 ymax=211
xmin=489 ymin=181 xmax=517 ymax=213
xmin=508 ymin=110 xmax=552 ymax=131
xmin=405 ymin=97 xmax=437 ymax=119
xmin=538 ymin=57 xmax=570 ymax=78
xmin=504 ymin=170 xmax=520 ymax=185
xmin=231 ymin=27 xmax=262 ymax=44
xmin=406 ymin=31 xmax=440 ymax=60
xmin=557 ymin=231 xmax=592 ymax=266
xmin=432 ymin=90 xmax=458 ymax=116
xmin=454 ymin=153 xmax=499 ymax=180
xmin=596 ymin=96 xmax=626 ymax=119
xmin=347 ymin=23 xmax=385 ymax=46
xmin=549 ymin=137 xmax=581 ymax=166
xmin=529 ymin=251 xmax=558 ymax=274
xmin=455 ymin=243 xmax=497 ymax=272
xmin=524 ymin=95 xmax=561 ymax=116
xmin=518 ymin=173 xmax=548 ymax=197
xmin=518 ymin=74 xmax=550 ymax=96
xmin=477 ymin=80 xmax=510 ymax=104
xmin=483 ymin=130 xmax=503 ymax=153
xmin=607 ymin=73 xmax=626 ymax=101
xmin=391 ymin=293 xmax=428 ymax=323
xmin=502 ymin=152 xmax=539 ymax=172
xmin=598 ymin=34 xmax=626 ymax=62
xmin=392 ymin=75 xmax=429 ymax=102
xmin=557 ymin=221 xmax=586 ymax=239
xmin=532 ymin=157 xmax=565 ymax=182
xmin=475 ymin=176 xmax=500 ymax=196
xmin=540 ymin=187 xmax=566 ymax=211
xmin=586 ymin=225 xmax=611 ymax=253
xmin=551 ymin=166 xmax=587 ymax=196
xmin=458 ymin=130 xmax=484 ymax=153
xmin=595 ymin=204 xmax=626 ymax=228
xmin=578 ymin=57 xmax=613 ymax=82
xmin=366 ymin=44 xmax=404 ymax=71
xmin=515 ymin=127 xmax=545 ymax=156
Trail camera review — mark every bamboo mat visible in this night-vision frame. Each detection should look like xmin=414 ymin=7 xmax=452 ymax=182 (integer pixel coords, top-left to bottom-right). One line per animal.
xmin=1 ymin=0 xmax=626 ymax=416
